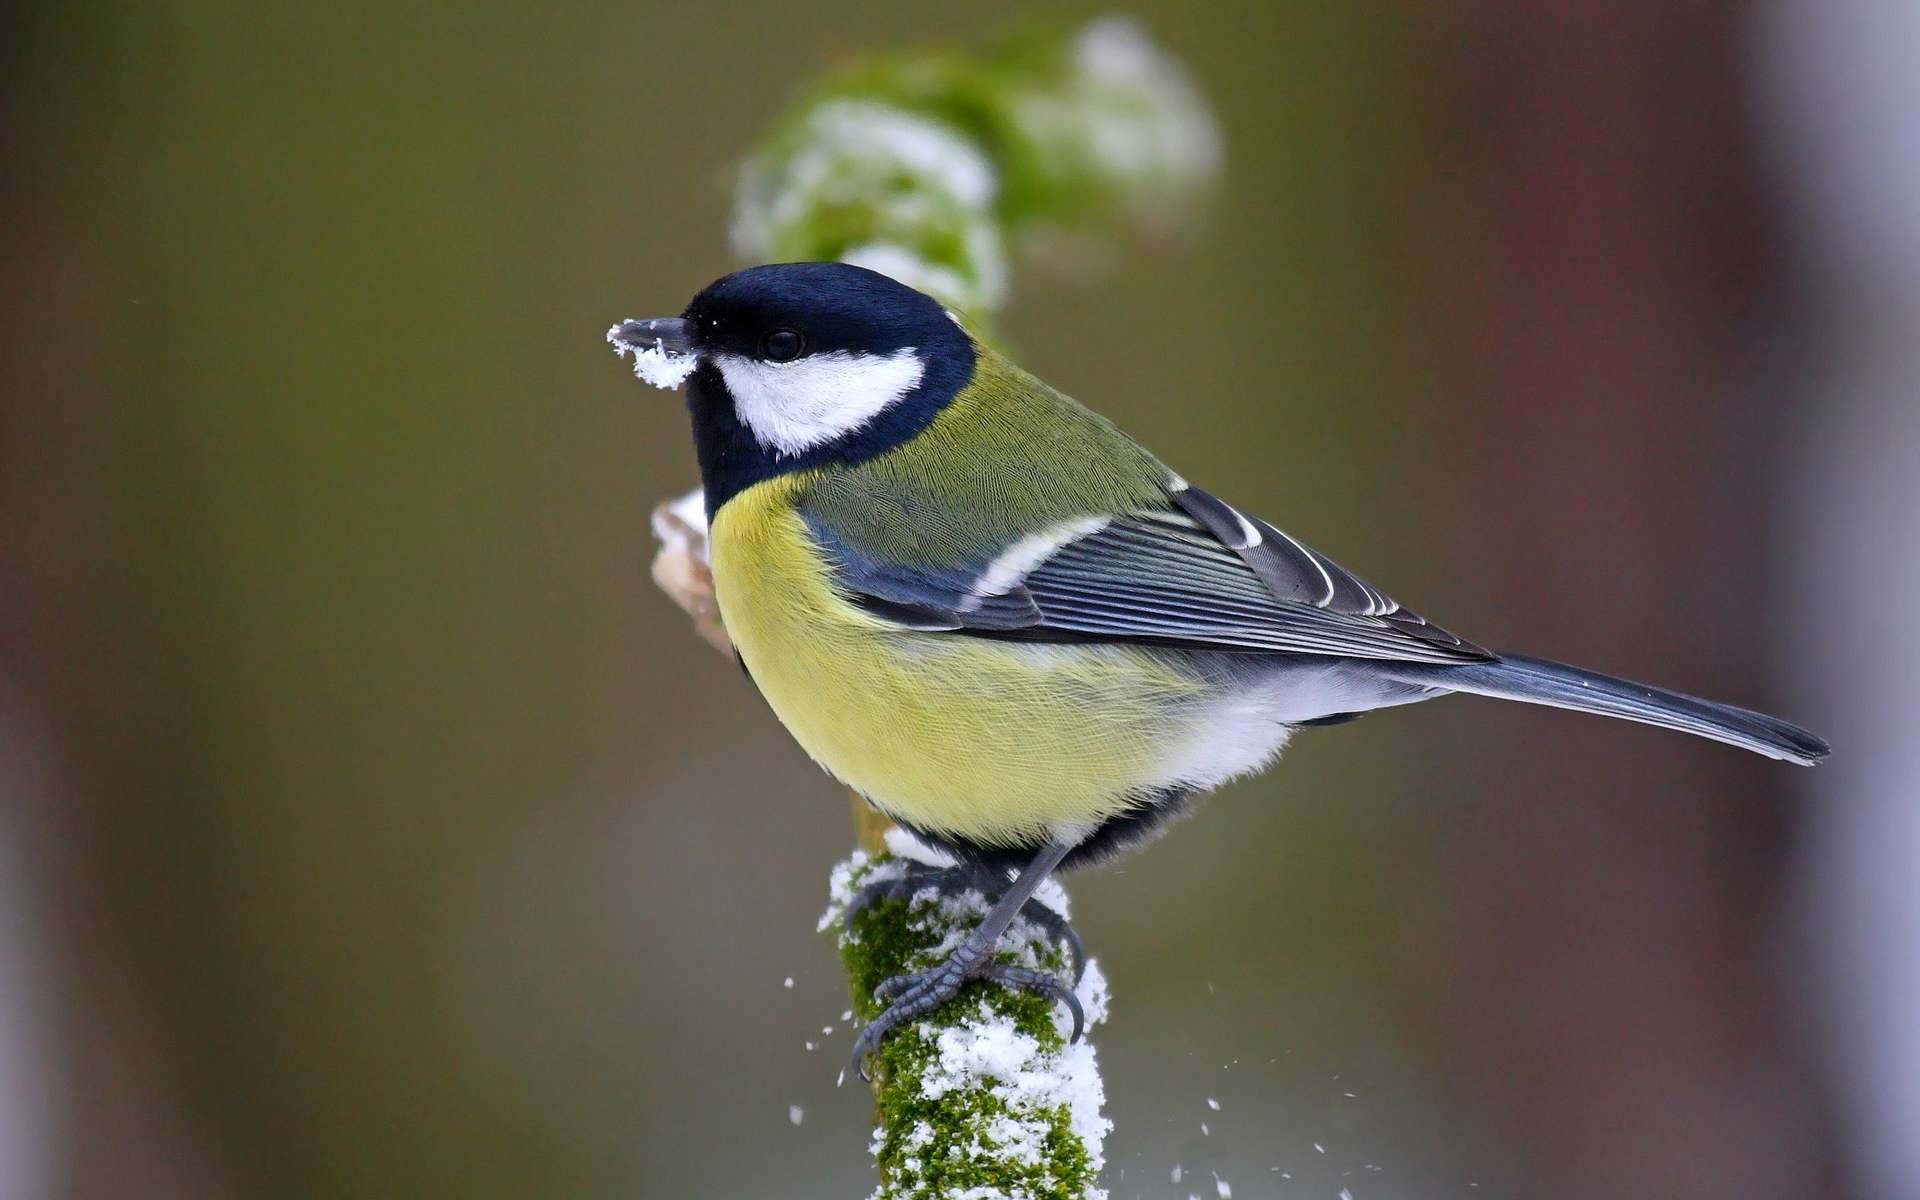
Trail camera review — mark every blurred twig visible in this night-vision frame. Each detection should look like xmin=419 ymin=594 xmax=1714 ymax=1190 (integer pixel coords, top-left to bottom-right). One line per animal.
xmin=647 ymin=492 xmax=729 ymax=658
xmin=650 ymin=490 xmax=885 ymax=846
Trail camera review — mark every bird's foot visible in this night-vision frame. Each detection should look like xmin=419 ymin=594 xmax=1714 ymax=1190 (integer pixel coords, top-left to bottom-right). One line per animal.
xmin=849 ymin=952 xmax=1085 ymax=1081
xmin=842 ymin=864 xmax=1085 ymax=985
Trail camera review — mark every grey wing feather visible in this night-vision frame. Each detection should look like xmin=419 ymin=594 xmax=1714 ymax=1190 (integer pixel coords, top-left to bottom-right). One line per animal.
xmin=1168 ymin=485 xmax=1486 ymax=657
xmin=803 ymin=485 xmax=1490 ymax=665
xmin=1020 ymin=499 xmax=1490 ymax=663
xmin=800 ymin=512 xmax=1040 ymax=631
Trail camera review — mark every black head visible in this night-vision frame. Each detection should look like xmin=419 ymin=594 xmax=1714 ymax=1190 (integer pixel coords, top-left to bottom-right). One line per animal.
xmin=683 ymin=261 xmax=964 ymax=363
xmin=618 ymin=263 xmax=978 ymax=517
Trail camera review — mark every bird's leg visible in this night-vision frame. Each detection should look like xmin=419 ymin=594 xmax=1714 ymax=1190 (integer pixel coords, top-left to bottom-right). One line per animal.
xmin=842 ymin=859 xmax=1085 ymax=985
xmin=850 ymin=842 xmax=1080 ymax=1080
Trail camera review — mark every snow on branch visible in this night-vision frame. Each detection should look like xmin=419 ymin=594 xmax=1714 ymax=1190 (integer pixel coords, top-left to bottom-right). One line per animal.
xmin=825 ymin=833 xmax=1112 ymax=1200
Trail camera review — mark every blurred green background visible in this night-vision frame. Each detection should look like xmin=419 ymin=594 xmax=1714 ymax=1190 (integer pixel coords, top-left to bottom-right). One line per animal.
xmin=3 ymin=2 xmax=1891 ymax=1198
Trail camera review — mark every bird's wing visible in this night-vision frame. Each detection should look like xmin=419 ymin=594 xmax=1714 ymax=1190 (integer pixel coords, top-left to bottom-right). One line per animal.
xmin=800 ymin=481 xmax=1492 ymax=665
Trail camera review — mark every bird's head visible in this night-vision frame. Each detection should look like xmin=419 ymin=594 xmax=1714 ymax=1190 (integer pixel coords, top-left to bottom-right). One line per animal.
xmin=611 ymin=262 xmax=979 ymax=515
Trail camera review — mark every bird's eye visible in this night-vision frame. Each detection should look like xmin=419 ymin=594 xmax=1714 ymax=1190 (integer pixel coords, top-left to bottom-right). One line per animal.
xmin=761 ymin=329 xmax=804 ymax=362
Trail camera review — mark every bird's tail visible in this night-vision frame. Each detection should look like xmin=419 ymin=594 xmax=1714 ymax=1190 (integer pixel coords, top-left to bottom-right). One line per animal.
xmin=1382 ymin=652 xmax=1829 ymax=765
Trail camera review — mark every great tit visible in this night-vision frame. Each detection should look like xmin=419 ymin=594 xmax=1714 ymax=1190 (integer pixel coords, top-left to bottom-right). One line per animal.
xmin=609 ymin=261 xmax=1828 ymax=1075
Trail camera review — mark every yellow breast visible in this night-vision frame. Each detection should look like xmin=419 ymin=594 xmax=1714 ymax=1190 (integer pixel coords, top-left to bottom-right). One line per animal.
xmin=707 ymin=476 xmax=1209 ymax=848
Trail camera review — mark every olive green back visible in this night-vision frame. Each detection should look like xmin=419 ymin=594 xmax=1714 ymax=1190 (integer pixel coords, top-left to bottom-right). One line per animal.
xmin=796 ymin=345 xmax=1173 ymax=569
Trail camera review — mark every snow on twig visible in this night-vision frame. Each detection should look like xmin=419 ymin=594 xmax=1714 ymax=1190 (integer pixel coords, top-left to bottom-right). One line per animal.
xmin=824 ymin=832 xmax=1112 ymax=1200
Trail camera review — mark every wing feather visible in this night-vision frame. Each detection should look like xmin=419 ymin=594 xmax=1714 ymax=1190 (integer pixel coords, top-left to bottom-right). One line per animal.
xmin=802 ymin=482 xmax=1491 ymax=664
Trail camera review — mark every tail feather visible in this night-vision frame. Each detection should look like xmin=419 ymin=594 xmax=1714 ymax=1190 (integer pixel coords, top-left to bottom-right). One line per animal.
xmin=1385 ymin=652 xmax=1830 ymax=766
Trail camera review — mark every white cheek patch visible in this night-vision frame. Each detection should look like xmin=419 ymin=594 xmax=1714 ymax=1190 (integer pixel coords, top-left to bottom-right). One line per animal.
xmin=716 ymin=348 xmax=926 ymax=457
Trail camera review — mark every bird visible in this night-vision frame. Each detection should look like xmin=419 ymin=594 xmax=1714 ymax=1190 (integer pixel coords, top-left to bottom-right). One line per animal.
xmin=608 ymin=261 xmax=1828 ymax=1077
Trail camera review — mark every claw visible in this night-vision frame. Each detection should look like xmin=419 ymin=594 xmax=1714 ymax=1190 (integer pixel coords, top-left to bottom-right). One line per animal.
xmin=850 ymin=1023 xmax=887 ymax=1082
xmin=848 ymin=964 xmax=961 ymax=1081
xmin=1014 ymin=900 xmax=1086 ymax=985
xmin=848 ymin=958 xmax=1087 ymax=1081
xmin=842 ymin=846 xmax=1088 ymax=1079
xmin=980 ymin=963 xmax=1085 ymax=1043
xmin=873 ymin=972 xmax=915 ymax=1005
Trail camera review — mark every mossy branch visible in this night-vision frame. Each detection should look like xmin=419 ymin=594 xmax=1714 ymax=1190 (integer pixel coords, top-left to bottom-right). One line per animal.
xmin=825 ymin=839 xmax=1112 ymax=1200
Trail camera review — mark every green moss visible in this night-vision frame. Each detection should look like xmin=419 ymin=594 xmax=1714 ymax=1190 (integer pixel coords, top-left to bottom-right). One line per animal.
xmin=835 ymin=854 xmax=1100 ymax=1200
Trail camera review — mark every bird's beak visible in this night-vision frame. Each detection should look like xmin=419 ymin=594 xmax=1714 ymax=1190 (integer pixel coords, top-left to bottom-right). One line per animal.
xmin=609 ymin=317 xmax=693 ymax=355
